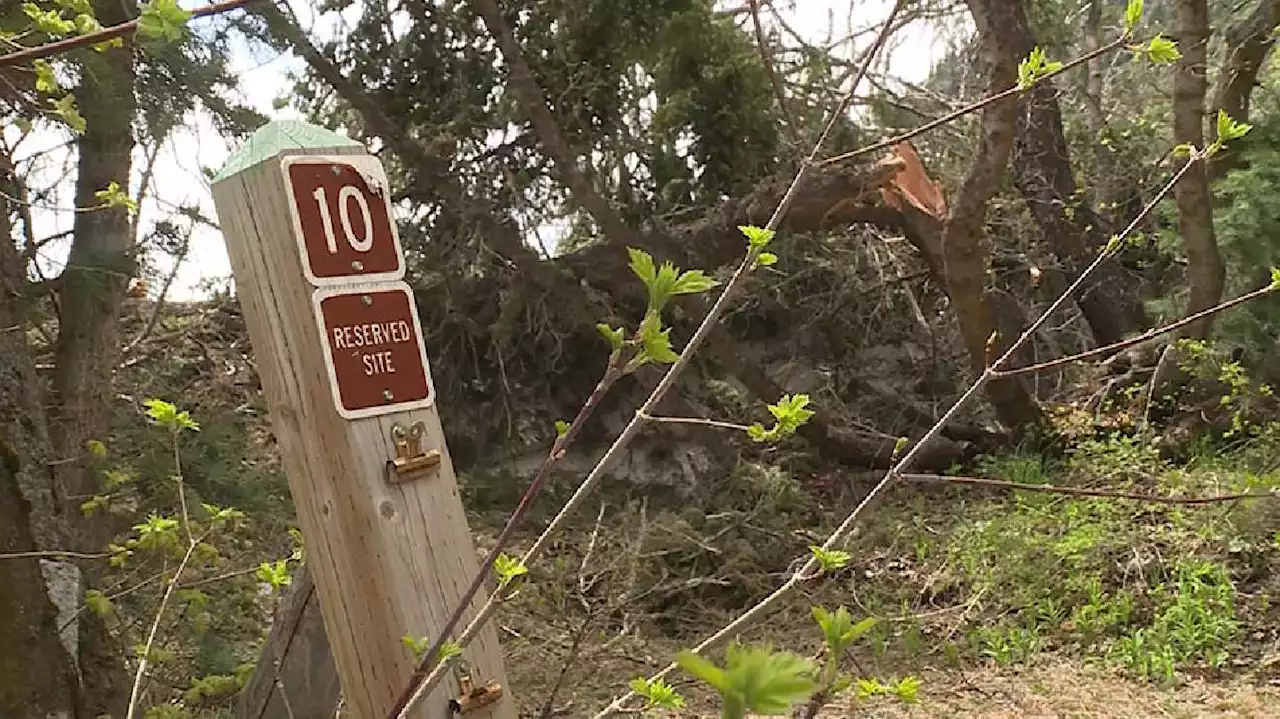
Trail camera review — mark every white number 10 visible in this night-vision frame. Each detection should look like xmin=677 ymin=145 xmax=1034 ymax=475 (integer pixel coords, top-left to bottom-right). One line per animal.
xmin=313 ymin=185 xmax=374 ymax=254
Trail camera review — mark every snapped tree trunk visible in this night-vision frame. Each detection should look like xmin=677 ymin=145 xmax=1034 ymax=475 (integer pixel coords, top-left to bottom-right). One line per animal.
xmin=1173 ymin=0 xmax=1226 ymax=339
xmin=944 ymin=1 xmax=1044 ymax=433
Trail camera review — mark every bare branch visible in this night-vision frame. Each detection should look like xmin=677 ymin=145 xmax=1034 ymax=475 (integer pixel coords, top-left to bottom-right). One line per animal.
xmin=900 ymin=473 xmax=1275 ymax=505
xmin=747 ymin=0 xmax=798 ymax=145
xmin=994 ymin=281 xmax=1279 ymax=378
xmin=0 ymin=0 xmax=259 ymax=68
xmin=819 ymin=36 xmax=1127 ymax=168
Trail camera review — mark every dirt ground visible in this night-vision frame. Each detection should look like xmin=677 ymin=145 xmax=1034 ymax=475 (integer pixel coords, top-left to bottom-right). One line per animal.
xmin=655 ymin=662 xmax=1280 ymax=718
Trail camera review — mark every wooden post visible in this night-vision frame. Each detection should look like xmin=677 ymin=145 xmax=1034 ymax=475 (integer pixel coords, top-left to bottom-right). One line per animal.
xmin=210 ymin=121 xmax=515 ymax=719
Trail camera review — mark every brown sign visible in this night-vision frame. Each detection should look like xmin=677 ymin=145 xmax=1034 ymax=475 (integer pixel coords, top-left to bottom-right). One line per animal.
xmin=313 ymin=283 xmax=434 ymax=419
xmin=283 ymin=155 xmax=405 ymax=286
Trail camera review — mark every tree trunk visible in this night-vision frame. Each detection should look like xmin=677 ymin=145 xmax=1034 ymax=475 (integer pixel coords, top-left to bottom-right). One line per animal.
xmin=945 ymin=1 xmax=1044 ymax=433
xmin=1209 ymin=0 xmax=1280 ymax=181
xmin=4 ymin=0 xmax=139 ymax=713
xmin=1080 ymin=0 xmax=1161 ymax=259
xmin=979 ymin=0 xmax=1147 ymax=346
xmin=1173 ymin=0 xmax=1226 ymax=339
xmin=0 ymin=161 xmax=84 ymax=719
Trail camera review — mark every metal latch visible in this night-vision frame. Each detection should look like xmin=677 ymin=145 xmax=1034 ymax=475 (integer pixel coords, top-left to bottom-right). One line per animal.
xmin=387 ymin=421 xmax=441 ymax=484
xmin=448 ymin=659 xmax=503 ymax=714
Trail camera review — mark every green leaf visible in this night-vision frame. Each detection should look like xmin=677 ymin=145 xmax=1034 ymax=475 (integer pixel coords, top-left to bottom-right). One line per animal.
xmin=437 ymin=639 xmax=463 ymax=664
xmin=629 ymin=677 xmax=685 ymax=710
xmin=402 ymin=634 xmax=430 ymax=663
xmin=627 ymin=246 xmax=657 ymax=285
xmin=134 ymin=513 xmax=180 ymax=552
xmin=892 ymin=676 xmax=923 ymax=704
xmin=103 ymin=469 xmax=135 ymax=490
xmin=670 ymin=268 xmax=718 ymax=296
xmin=1145 ymin=35 xmax=1181 ymax=64
xmin=722 ymin=644 xmax=817 ymax=714
xmin=1124 ymin=0 xmax=1143 ymax=33
xmin=856 ymin=677 xmax=886 ymax=699
xmin=493 ymin=552 xmax=528 ymax=587
xmin=137 ymin=0 xmax=191 ymax=43
xmin=739 ymin=225 xmax=775 ymax=249
xmin=201 ymin=502 xmax=245 ymax=527
xmin=809 ymin=545 xmax=851 ymax=573
xmin=1269 ymin=267 xmax=1280 ymax=290
xmin=85 ymin=438 xmax=107 ymax=460
xmin=22 ymin=3 xmax=76 ymax=35
xmin=554 ymin=420 xmax=571 ymax=439
xmin=1172 ymin=143 xmax=1196 ymax=158
xmin=1215 ymin=109 xmax=1252 ymax=143
xmin=80 ymin=494 xmax=109 ymax=516
xmin=32 ymin=59 xmax=60 ymax=94
xmin=745 ymin=394 xmax=815 ymax=443
xmin=627 ymin=246 xmax=717 ymax=313
xmin=1017 ymin=47 xmax=1062 ymax=89
xmin=756 ymin=252 xmax=778 ymax=267
xmin=892 ymin=436 xmax=909 ymax=458
xmin=73 ymin=12 xmax=101 ymax=35
xmin=676 ymin=650 xmax=728 ymax=692
xmin=636 ymin=312 xmax=680 ymax=365
xmin=85 ymin=589 xmax=112 ymax=617
xmin=94 ymin=180 xmax=138 ymax=215
xmin=255 ymin=559 xmax=292 ymax=590
xmin=143 ymin=398 xmax=200 ymax=432
xmin=596 ymin=323 xmax=625 ymax=351
xmin=50 ymin=94 xmax=86 ymax=133
xmin=812 ymin=605 xmax=876 ymax=658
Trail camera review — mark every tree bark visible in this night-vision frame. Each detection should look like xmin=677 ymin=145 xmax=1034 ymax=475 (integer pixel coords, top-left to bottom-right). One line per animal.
xmin=1209 ymin=0 xmax=1280 ymax=181
xmin=0 ymin=157 xmax=84 ymax=719
xmin=1173 ymin=0 xmax=1226 ymax=339
xmin=946 ymin=0 xmax=1044 ymax=432
xmin=0 ymin=0 xmax=139 ymax=713
xmin=976 ymin=0 xmax=1147 ymax=346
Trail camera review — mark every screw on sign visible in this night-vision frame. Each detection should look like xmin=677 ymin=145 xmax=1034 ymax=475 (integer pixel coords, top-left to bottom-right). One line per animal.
xmin=282 ymin=155 xmax=406 ymax=286
xmin=313 ymin=283 xmax=435 ymax=419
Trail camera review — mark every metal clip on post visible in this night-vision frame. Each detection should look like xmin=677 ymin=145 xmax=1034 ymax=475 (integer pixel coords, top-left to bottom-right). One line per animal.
xmin=448 ymin=658 xmax=504 ymax=714
xmin=387 ymin=421 xmax=441 ymax=484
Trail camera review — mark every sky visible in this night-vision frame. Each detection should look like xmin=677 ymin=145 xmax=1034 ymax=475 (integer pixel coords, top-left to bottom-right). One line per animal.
xmin=15 ymin=0 xmax=949 ymax=301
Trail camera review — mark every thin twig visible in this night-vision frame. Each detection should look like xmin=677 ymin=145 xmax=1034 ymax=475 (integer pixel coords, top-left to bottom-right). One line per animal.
xmin=125 ymin=532 xmax=208 ymax=719
xmin=641 ymin=413 xmax=753 ymax=433
xmin=388 ymin=356 xmax=625 ymax=715
xmin=899 ymin=473 xmax=1273 ymax=505
xmin=395 ymin=1 xmax=910 ymax=714
xmin=536 ymin=612 xmax=597 ymax=719
xmin=0 ymin=549 xmax=119 ymax=560
xmin=0 ymin=0 xmax=259 ymax=67
xmin=748 ymin=0 xmax=798 ymax=145
xmin=993 ymin=282 xmax=1278 ymax=378
xmin=818 ymin=36 xmax=1127 ymax=167
xmin=121 ymin=222 xmax=195 ymax=358
xmin=171 ymin=428 xmax=193 ymax=547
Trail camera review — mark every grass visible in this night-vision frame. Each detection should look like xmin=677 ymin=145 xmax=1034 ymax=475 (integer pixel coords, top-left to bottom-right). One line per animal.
xmin=493 ymin=430 xmax=1280 ymax=716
